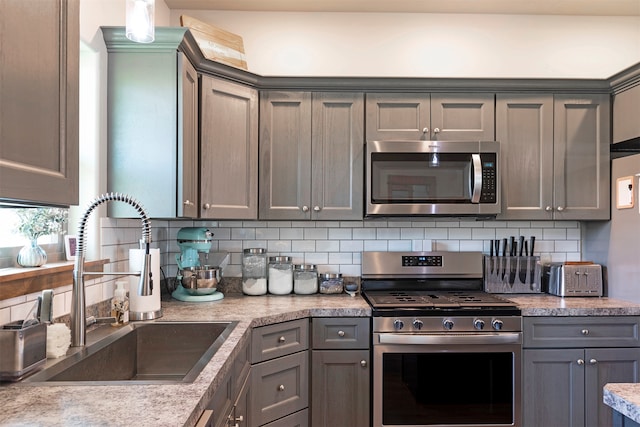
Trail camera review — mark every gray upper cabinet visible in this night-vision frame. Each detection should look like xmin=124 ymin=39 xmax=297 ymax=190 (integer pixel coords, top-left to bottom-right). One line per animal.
xmin=365 ymin=93 xmax=495 ymax=141
xmin=0 ymin=0 xmax=79 ymax=207
xmin=496 ymin=93 xmax=610 ymax=220
xmin=259 ymin=91 xmax=364 ymax=220
xmin=200 ymin=76 xmax=258 ymax=219
xmin=613 ymin=83 xmax=640 ymax=143
xmin=103 ymin=27 xmax=197 ymax=218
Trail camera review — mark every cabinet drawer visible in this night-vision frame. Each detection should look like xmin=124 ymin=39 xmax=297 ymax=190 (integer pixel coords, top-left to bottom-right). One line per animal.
xmin=312 ymin=317 xmax=370 ymax=349
xmin=251 ymin=351 xmax=309 ymax=426
xmin=252 ymin=319 xmax=309 ymax=363
xmin=262 ymin=409 xmax=309 ymax=427
xmin=524 ymin=316 xmax=640 ymax=348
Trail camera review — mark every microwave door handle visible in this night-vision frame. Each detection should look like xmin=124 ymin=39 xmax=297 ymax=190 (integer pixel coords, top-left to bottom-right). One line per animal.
xmin=471 ymin=154 xmax=482 ymax=203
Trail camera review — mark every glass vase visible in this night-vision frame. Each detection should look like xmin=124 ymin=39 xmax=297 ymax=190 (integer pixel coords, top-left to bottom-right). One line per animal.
xmin=17 ymin=239 xmax=47 ymax=267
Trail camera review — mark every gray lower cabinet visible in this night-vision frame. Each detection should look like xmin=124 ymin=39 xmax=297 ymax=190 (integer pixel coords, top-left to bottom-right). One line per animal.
xmin=0 ymin=0 xmax=79 ymax=206
xmin=496 ymin=93 xmax=610 ymax=220
xmin=251 ymin=319 xmax=309 ymax=426
xmin=200 ymin=75 xmax=258 ymax=219
xmin=613 ymin=410 xmax=640 ymax=427
xmin=310 ymin=317 xmax=370 ymax=427
xmin=365 ymin=92 xmax=495 ymax=141
xmin=259 ymin=91 xmax=364 ymax=220
xmin=523 ymin=317 xmax=640 ymax=427
xmin=103 ymin=27 xmax=198 ymax=218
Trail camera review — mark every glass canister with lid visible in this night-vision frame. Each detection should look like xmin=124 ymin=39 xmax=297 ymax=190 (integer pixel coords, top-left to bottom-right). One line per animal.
xmin=268 ymin=256 xmax=293 ymax=295
xmin=242 ymin=248 xmax=267 ymax=295
xmin=319 ymin=273 xmax=344 ymax=294
xmin=293 ymin=264 xmax=318 ymax=295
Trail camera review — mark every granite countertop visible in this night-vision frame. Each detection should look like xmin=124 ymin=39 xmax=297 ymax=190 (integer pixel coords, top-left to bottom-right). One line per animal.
xmin=2 ymin=292 xmax=640 ymax=426
xmin=604 ymin=383 xmax=640 ymax=423
xmin=503 ymin=294 xmax=640 ymax=316
xmin=0 ymin=294 xmax=370 ymax=427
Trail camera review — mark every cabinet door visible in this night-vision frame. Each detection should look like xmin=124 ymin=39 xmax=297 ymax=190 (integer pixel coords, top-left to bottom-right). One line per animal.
xmin=496 ymin=94 xmax=554 ymax=220
xmin=311 ymin=349 xmax=370 ymax=427
xmin=251 ymin=351 xmax=309 ymax=426
xmin=200 ymin=76 xmax=258 ymax=219
xmin=259 ymin=91 xmax=312 ymax=220
xmin=585 ymin=348 xmax=640 ymax=427
xmin=311 ymin=93 xmax=364 ymax=220
xmin=613 ymin=84 xmax=640 ymax=143
xmin=231 ymin=371 xmax=251 ymax=427
xmin=523 ymin=348 xmax=585 ymax=427
xmin=178 ymin=53 xmax=199 ymax=218
xmin=553 ymin=94 xmax=610 ymax=220
xmin=0 ymin=0 xmax=79 ymax=206
xmin=430 ymin=93 xmax=495 ymax=140
xmin=365 ymin=93 xmax=430 ymax=140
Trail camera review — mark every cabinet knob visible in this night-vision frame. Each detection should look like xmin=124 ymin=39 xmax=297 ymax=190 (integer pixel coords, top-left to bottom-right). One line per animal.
xmin=557 ymin=206 xmax=564 ymax=212
xmin=577 ymin=359 xmax=585 ymax=365
xmin=360 ymin=360 xmax=367 ymax=367
xmin=581 ymin=329 xmax=589 ymax=335
xmin=203 ymin=203 xmax=211 ymax=210
xmin=338 ymin=330 xmax=345 ymax=337
xmin=545 ymin=206 xmax=553 ymax=212
xmin=433 ymin=127 xmax=441 ymax=134
xmin=422 ymin=127 xmax=429 ymax=134
xmin=183 ymin=200 xmax=194 ymax=206
xmin=589 ymin=358 xmax=598 ymax=364
xmin=278 ymin=384 xmax=285 ymax=391
xmin=278 ymin=336 xmax=286 ymax=343
xmin=302 ymin=205 xmax=309 ymax=212
xmin=313 ymin=206 xmax=321 ymax=212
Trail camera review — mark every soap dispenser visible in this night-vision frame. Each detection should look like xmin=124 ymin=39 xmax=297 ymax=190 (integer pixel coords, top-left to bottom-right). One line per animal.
xmin=111 ymin=281 xmax=129 ymax=326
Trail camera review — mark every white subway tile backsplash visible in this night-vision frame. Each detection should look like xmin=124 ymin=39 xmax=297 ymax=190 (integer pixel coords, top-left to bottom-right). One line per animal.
xmin=0 ymin=218 xmax=585 ymax=322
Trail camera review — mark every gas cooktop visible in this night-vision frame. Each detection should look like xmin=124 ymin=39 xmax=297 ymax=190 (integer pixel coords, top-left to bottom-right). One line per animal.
xmin=363 ymin=290 xmax=517 ymax=309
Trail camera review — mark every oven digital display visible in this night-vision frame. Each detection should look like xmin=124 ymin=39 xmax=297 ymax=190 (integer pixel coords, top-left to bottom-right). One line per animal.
xmin=401 ymin=255 xmax=442 ymax=267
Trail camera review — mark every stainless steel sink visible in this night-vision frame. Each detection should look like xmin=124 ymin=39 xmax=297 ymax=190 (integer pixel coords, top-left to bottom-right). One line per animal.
xmin=21 ymin=321 xmax=237 ymax=385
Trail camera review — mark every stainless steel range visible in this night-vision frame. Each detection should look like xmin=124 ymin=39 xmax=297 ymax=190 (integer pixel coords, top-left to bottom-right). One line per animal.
xmin=361 ymin=251 xmax=522 ymax=427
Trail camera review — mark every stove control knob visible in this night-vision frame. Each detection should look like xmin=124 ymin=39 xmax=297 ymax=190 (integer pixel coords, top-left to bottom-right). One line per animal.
xmin=492 ymin=319 xmax=504 ymax=331
xmin=413 ymin=319 xmax=424 ymax=330
xmin=474 ymin=319 xmax=485 ymax=330
xmin=393 ymin=319 xmax=405 ymax=331
xmin=443 ymin=319 xmax=454 ymax=330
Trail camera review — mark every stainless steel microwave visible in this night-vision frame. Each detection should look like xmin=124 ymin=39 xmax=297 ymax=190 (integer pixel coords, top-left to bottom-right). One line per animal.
xmin=366 ymin=140 xmax=501 ymax=217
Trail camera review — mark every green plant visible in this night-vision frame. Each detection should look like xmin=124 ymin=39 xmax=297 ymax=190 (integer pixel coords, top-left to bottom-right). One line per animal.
xmin=15 ymin=208 xmax=68 ymax=240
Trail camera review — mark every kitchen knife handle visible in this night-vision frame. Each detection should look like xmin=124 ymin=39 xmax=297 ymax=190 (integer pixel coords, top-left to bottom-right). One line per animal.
xmin=518 ymin=236 xmax=525 ymax=257
xmin=530 ymin=236 xmax=536 ymax=255
xmin=509 ymin=236 xmax=516 ymax=256
xmin=502 ymin=238 xmax=507 ymax=257
xmin=490 ymin=239 xmax=494 ymax=256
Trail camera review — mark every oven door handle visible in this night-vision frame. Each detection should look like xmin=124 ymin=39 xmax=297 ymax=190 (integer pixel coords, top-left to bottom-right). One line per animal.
xmin=378 ymin=332 xmax=522 ymax=345
xmin=470 ymin=153 xmax=482 ymax=203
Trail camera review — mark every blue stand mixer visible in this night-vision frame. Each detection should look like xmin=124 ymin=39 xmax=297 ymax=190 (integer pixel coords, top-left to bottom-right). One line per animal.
xmin=172 ymin=227 xmax=224 ymax=302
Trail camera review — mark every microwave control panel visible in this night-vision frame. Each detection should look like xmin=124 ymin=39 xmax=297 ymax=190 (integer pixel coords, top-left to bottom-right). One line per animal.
xmin=479 ymin=154 xmax=497 ymax=203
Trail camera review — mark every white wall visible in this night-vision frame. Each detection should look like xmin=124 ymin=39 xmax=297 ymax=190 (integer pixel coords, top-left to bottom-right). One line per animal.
xmin=168 ymin=10 xmax=640 ymax=78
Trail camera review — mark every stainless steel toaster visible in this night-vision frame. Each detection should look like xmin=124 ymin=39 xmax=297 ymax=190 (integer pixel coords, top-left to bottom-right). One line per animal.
xmin=544 ymin=262 xmax=603 ymax=297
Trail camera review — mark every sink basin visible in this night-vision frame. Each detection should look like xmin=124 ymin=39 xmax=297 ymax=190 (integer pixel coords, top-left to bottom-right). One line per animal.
xmin=21 ymin=321 xmax=237 ymax=385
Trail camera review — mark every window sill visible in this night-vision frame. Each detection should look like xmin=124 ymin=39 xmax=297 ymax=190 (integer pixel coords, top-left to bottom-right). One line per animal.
xmin=0 ymin=259 xmax=109 ymax=300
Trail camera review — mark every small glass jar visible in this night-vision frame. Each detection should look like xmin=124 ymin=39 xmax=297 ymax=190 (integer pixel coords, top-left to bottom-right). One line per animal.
xmin=268 ymin=256 xmax=293 ymax=295
xmin=293 ymin=264 xmax=318 ymax=295
xmin=242 ymin=248 xmax=267 ymax=295
xmin=319 ymin=273 xmax=344 ymax=294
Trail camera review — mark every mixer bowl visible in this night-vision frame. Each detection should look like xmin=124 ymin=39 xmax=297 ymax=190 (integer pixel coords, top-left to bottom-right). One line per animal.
xmin=180 ymin=266 xmax=221 ymax=295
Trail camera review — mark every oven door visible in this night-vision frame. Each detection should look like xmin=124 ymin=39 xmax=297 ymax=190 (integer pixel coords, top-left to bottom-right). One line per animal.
xmin=365 ymin=140 xmax=500 ymax=216
xmin=373 ymin=332 xmax=522 ymax=427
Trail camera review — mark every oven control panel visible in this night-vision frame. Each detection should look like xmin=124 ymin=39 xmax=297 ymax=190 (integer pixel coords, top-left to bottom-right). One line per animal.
xmin=374 ymin=316 xmax=522 ymax=333
xmin=402 ymin=255 xmax=443 ymax=267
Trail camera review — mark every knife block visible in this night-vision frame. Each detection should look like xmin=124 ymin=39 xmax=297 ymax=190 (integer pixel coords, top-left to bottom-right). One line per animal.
xmin=483 ymin=255 xmax=542 ymax=293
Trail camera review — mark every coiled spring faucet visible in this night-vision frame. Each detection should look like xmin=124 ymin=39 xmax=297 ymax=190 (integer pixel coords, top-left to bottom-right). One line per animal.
xmin=71 ymin=192 xmax=153 ymax=347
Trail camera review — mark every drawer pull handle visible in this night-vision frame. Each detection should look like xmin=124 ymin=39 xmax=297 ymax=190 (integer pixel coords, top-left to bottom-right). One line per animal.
xmin=360 ymin=360 xmax=367 ymax=367
xmin=278 ymin=336 xmax=286 ymax=343
xmin=577 ymin=359 xmax=585 ymax=365
xmin=590 ymin=358 xmax=598 ymax=364
xmin=581 ymin=329 xmax=589 ymax=335
xmin=338 ymin=330 xmax=345 ymax=337
xmin=278 ymin=384 xmax=285 ymax=391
